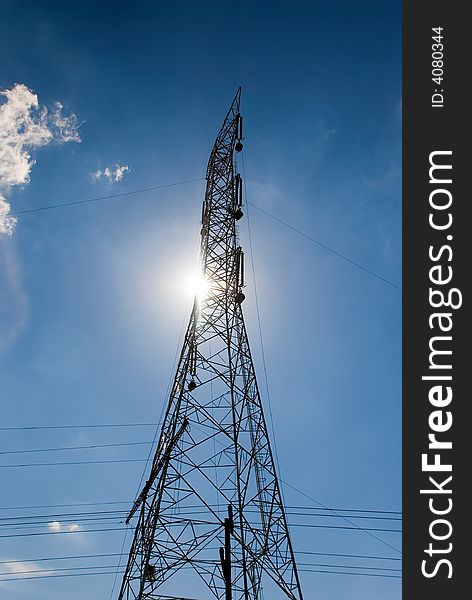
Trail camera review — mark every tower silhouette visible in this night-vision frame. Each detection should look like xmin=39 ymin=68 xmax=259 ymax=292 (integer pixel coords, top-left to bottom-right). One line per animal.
xmin=118 ymin=89 xmax=303 ymax=600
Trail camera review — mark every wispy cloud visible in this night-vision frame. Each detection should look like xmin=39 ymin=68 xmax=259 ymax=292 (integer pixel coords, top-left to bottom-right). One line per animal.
xmin=48 ymin=521 xmax=80 ymax=532
xmin=51 ymin=101 xmax=81 ymax=143
xmin=0 ymin=83 xmax=81 ymax=235
xmin=0 ymin=239 xmax=28 ymax=354
xmin=0 ymin=198 xmax=15 ymax=236
xmin=0 ymin=559 xmax=48 ymax=580
xmin=92 ymin=163 xmax=130 ymax=183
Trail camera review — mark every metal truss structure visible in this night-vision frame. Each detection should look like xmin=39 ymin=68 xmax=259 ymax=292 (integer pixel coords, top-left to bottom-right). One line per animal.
xmin=118 ymin=89 xmax=303 ymax=600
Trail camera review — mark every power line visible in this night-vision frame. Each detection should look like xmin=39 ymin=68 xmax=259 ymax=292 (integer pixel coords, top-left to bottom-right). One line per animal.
xmin=0 ymin=521 xmax=121 ymax=534
xmin=0 ymin=507 xmax=401 ymax=523
xmin=0 ymin=500 xmax=130 ymax=511
xmin=0 ymin=567 xmax=401 ymax=583
xmin=298 ymin=568 xmax=400 ymax=579
xmin=281 ymin=479 xmax=402 ymax=555
xmin=0 ymin=569 xmax=125 ymax=583
xmin=0 ymin=519 xmax=401 ymax=535
xmin=0 ymin=515 xmax=124 ymax=528
xmin=0 ymin=423 xmax=156 ymax=431
xmin=10 ymin=178 xmax=205 ymax=215
xmin=0 ymin=508 xmax=401 ymax=527
xmin=0 ymin=561 xmax=401 ymax=579
xmin=189 ymin=419 xmax=402 ymax=554
xmin=0 ymin=509 xmax=124 ymax=522
xmin=0 ymin=553 xmax=121 ymax=565
xmin=0 ymin=526 xmax=125 ymax=539
xmin=1 ymin=516 xmax=289 ymax=538
xmin=0 ymin=563 xmax=120 ymax=577
xmin=0 ymin=462 xmax=403 ymax=537
xmin=247 ymin=201 xmax=402 ymax=291
xmin=298 ymin=561 xmax=400 ymax=572
xmin=297 ymin=550 xmax=401 ymax=562
xmin=285 ymin=511 xmax=401 ymax=521
xmin=0 ymin=440 xmax=152 ymax=455
xmin=0 ymin=499 xmax=401 ymax=515
xmin=0 ymin=549 xmax=401 ymax=566
xmin=290 ymin=523 xmax=401 ymax=533
xmin=0 ymin=505 xmax=402 ymax=540
xmin=0 ymin=458 xmax=146 ymax=469
xmin=9 ymin=175 xmax=400 ymax=292
xmin=288 ymin=505 xmax=401 ymax=515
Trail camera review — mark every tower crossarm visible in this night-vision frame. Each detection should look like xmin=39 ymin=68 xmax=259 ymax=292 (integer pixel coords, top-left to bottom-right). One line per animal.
xmin=125 ymin=417 xmax=190 ymax=524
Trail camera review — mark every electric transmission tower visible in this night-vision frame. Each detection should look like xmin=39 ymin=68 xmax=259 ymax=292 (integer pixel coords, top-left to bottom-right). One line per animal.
xmin=118 ymin=89 xmax=303 ymax=600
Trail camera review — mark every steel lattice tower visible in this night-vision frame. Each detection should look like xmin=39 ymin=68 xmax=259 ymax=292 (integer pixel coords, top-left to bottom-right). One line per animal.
xmin=118 ymin=89 xmax=303 ymax=600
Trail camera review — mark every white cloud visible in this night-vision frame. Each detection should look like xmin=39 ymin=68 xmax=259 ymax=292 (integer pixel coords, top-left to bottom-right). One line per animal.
xmin=0 ymin=559 xmax=48 ymax=579
xmin=0 ymin=197 xmax=15 ymax=236
xmin=92 ymin=163 xmax=130 ymax=183
xmin=47 ymin=521 xmax=80 ymax=532
xmin=51 ymin=101 xmax=81 ymax=143
xmin=0 ymin=83 xmax=81 ymax=235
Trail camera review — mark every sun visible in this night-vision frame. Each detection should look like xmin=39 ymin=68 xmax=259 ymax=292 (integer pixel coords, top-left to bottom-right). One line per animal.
xmin=193 ymin=274 xmax=210 ymax=304
xmin=181 ymin=272 xmax=211 ymax=305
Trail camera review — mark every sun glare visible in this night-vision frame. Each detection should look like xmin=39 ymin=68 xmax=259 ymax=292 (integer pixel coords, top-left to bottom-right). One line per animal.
xmin=194 ymin=275 xmax=210 ymax=304
xmin=182 ymin=273 xmax=211 ymax=305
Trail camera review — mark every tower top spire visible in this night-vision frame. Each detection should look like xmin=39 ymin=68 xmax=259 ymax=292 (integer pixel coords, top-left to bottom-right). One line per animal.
xmin=209 ymin=88 xmax=242 ymax=151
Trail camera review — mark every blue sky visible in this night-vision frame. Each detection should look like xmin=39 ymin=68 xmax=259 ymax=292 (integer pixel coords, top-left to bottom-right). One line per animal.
xmin=0 ymin=1 xmax=401 ymax=598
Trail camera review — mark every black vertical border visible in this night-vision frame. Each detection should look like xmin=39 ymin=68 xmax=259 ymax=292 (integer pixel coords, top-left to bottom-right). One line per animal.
xmin=403 ymin=2 xmax=468 ymax=598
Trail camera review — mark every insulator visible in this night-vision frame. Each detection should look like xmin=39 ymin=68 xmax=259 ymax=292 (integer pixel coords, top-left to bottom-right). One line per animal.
xmin=234 ymin=174 xmax=243 ymax=207
xmin=201 ymin=199 xmax=208 ymax=225
xmin=189 ymin=343 xmax=197 ymax=376
xmin=236 ymin=247 xmax=244 ymax=288
xmin=236 ymin=113 xmax=243 ymax=140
